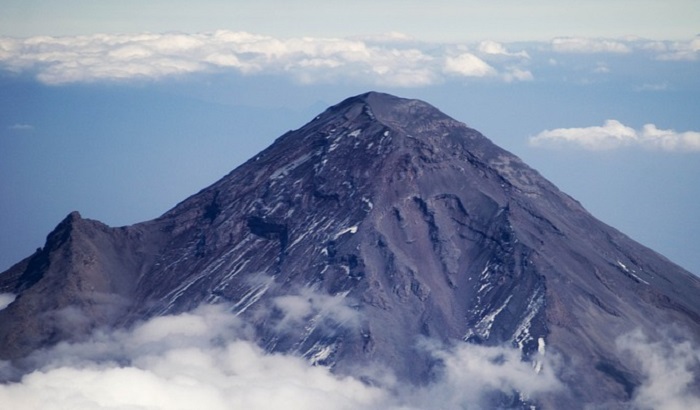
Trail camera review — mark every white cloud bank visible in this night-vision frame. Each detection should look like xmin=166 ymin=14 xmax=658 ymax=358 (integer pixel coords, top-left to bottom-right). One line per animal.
xmin=0 ymin=304 xmax=563 ymax=410
xmin=1 ymin=295 xmax=699 ymax=410
xmin=530 ymin=120 xmax=700 ymax=152
xmin=1 ymin=32 xmax=696 ymax=86
xmin=0 ymin=31 xmax=532 ymax=86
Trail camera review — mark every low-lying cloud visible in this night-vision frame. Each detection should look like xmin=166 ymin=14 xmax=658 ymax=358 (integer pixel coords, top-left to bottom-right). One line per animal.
xmin=0 ymin=305 xmax=387 ymax=410
xmin=617 ymin=329 xmax=700 ymax=410
xmin=271 ymin=288 xmax=360 ymax=331
xmin=2 ymin=295 xmax=700 ymax=410
xmin=530 ymin=120 xmax=700 ymax=152
xmin=0 ymin=303 xmax=564 ymax=410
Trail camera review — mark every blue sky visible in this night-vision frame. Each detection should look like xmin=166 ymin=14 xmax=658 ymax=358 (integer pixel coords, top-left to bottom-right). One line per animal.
xmin=0 ymin=1 xmax=699 ymax=276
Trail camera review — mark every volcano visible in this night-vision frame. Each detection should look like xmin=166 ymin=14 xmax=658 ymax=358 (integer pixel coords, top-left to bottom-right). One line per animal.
xmin=1 ymin=92 xmax=699 ymax=408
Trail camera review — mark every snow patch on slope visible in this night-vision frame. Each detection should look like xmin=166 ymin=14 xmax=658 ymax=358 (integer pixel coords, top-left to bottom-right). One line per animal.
xmin=334 ymin=225 xmax=358 ymax=240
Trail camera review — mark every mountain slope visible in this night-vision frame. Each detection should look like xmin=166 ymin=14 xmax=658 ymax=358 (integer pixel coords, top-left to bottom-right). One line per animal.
xmin=1 ymin=92 xmax=699 ymax=408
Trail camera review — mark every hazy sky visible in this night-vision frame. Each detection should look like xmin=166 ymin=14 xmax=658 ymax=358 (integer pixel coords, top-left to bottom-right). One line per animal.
xmin=2 ymin=0 xmax=699 ymax=41
xmin=0 ymin=2 xmax=699 ymax=278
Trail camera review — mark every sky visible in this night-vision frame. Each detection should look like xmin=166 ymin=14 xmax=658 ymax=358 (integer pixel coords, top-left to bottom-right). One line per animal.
xmin=2 ymin=0 xmax=699 ymax=41
xmin=0 ymin=1 xmax=699 ymax=408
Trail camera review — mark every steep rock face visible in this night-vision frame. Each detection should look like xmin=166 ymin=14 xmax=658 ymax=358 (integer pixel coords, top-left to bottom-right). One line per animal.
xmin=1 ymin=92 xmax=699 ymax=408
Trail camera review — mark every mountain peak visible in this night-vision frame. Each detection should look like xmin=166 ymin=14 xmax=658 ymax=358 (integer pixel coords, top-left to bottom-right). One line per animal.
xmin=1 ymin=93 xmax=699 ymax=408
xmin=329 ymin=90 xmax=406 ymax=110
xmin=322 ymin=91 xmax=464 ymax=134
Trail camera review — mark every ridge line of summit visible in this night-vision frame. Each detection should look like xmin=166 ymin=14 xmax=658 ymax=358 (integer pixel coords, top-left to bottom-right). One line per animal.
xmin=319 ymin=91 xmax=473 ymax=140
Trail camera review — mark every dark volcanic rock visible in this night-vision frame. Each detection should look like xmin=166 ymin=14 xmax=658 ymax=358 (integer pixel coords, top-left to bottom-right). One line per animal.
xmin=1 ymin=92 xmax=699 ymax=408
xmin=0 ymin=211 xmax=166 ymax=360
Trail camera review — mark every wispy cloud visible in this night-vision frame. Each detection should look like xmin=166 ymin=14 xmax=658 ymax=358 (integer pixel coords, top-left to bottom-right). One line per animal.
xmin=0 ymin=294 xmax=15 ymax=311
xmin=530 ymin=120 xmax=700 ymax=152
xmin=550 ymin=36 xmax=700 ymax=60
xmin=270 ymin=287 xmax=361 ymax=334
xmin=551 ymin=37 xmax=632 ymax=53
xmin=617 ymin=329 xmax=700 ymax=410
xmin=7 ymin=123 xmax=34 ymax=131
xmin=503 ymin=67 xmax=534 ymax=82
xmin=0 ymin=31 xmax=532 ymax=86
xmin=634 ymin=82 xmax=669 ymax=92
xmin=593 ymin=62 xmax=610 ymax=73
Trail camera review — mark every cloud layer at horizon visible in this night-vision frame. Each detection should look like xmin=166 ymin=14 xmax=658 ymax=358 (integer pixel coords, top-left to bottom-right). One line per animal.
xmin=1 ymin=31 xmax=697 ymax=87
xmin=0 ymin=31 xmax=529 ymax=87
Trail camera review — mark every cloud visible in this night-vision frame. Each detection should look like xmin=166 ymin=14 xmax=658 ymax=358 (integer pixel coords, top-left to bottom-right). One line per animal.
xmin=2 ymin=32 xmax=698 ymax=87
xmin=0 ymin=31 xmax=433 ymax=87
xmin=593 ymin=62 xmax=610 ymax=73
xmin=0 ymin=302 xmax=563 ymax=410
xmin=0 ymin=294 xmax=15 ymax=311
xmin=271 ymin=288 xmax=360 ymax=331
xmin=503 ymin=67 xmax=534 ymax=82
xmin=3 ymin=307 xmax=698 ymax=410
xmin=7 ymin=124 xmax=34 ymax=131
xmin=477 ymin=40 xmax=530 ymax=59
xmin=656 ymin=36 xmax=700 ymax=61
xmin=548 ymin=36 xmax=700 ymax=61
xmin=551 ymin=37 xmax=632 ymax=53
xmin=0 ymin=31 xmax=535 ymax=86
xmin=403 ymin=339 xmax=562 ymax=408
xmin=617 ymin=329 xmax=700 ymax=410
xmin=0 ymin=305 xmax=388 ymax=410
xmin=634 ymin=82 xmax=669 ymax=92
xmin=530 ymin=120 xmax=700 ymax=152
xmin=444 ymin=53 xmax=497 ymax=77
